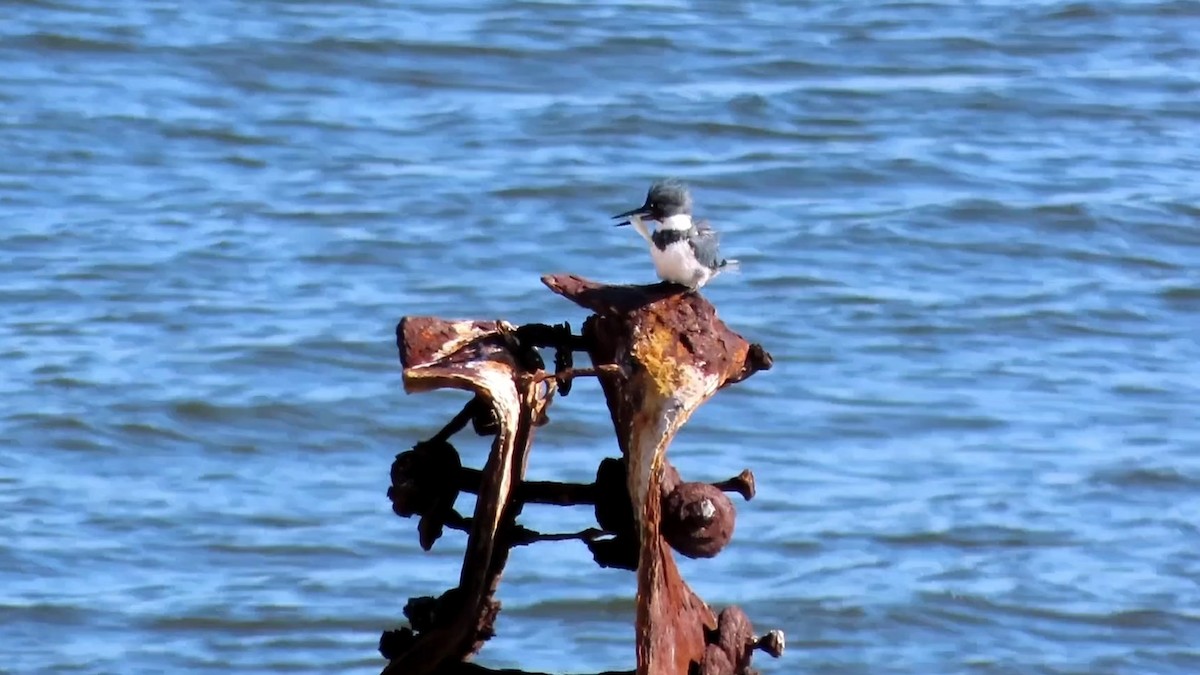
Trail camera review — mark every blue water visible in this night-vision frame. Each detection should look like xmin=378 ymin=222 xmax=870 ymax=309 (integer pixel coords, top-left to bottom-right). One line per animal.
xmin=3 ymin=1 xmax=1199 ymax=673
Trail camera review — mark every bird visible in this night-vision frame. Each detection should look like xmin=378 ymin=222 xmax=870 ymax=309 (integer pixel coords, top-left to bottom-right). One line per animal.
xmin=612 ymin=179 xmax=736 ymax=291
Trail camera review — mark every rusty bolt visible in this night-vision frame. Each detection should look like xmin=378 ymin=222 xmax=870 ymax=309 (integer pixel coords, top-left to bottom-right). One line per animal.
xmin=388 ymin=440 xmax=464 ymax=551
xmin=401 ymin=595 xmax=439 ymax=633
xmin=712 ymin=469 xmax=756 ymax=501
xmin=753 ymin=629 xmax=785 ymax=658
xmin=388 ymin=440 xmax=462 ymax=519
xmin=404 ymin=587 xmax=466 ymax=633
xmin=378 ymin=627 xmax=416 ymax=659
xmin=593 ymin=457 xmax=635 ymax=536
xmin=661 ymin=481 xmax=735 ymax=559
xmin=399 ymin=587 xmax=497 ymax=654
xmin=661 ymin=464 xmax=754 ymax=502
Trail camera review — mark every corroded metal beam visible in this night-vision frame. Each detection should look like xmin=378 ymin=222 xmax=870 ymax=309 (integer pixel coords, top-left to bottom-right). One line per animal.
xmin=541 ymin=275 xmax=773 ymax=675
xmin=384 ymin=317 xmax=555 ymax=675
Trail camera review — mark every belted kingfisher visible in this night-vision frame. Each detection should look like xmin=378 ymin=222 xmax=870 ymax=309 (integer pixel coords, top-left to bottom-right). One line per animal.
xmin=612 ymin=179 xmax=736 ymax=291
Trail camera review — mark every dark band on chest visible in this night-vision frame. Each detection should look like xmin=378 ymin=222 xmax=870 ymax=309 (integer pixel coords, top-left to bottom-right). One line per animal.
xmin=651 ymin=228 xmax=689 ymax=249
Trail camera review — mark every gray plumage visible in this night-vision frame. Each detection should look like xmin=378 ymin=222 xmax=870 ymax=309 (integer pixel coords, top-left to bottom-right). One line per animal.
xmin=641 ymin=179 xmax=693 ymax=221
xmin=687 ymin=220 xmax=729 ymax=271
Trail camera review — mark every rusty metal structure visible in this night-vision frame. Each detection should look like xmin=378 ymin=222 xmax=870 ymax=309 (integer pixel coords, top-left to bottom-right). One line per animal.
xmin=382 ymin=274 xmax=782 ymax=675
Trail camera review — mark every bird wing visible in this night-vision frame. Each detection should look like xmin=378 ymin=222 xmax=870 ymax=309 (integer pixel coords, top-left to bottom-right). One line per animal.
xmin=687 ymin=220 xmax=725 ymax=269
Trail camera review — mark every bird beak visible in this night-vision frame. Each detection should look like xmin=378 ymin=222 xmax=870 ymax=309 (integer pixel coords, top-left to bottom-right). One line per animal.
xmin=612 ymin=205 xmax=650 ymax=227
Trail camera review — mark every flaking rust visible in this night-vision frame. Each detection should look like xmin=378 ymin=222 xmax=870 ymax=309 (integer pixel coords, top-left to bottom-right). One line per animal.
xmin=383 ymin=276 xmax=779 ymax=675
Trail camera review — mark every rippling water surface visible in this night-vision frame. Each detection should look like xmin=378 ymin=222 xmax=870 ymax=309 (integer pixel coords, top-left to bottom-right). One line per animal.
xmin=3 ymin=1 xmax=1199 ymax=673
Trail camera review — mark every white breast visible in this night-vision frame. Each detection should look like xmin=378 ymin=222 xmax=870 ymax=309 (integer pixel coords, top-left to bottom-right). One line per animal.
xmin=650 ymin=241 xmax=709 ymax=288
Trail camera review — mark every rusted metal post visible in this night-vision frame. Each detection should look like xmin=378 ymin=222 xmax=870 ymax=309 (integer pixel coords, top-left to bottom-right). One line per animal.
xmin=383 ymin=317 xmax=553 ymax=675
xmin=541 ymin=275 xmax=772 ymax=675
xmin=383 ymin=276 xmax=779 ymax=675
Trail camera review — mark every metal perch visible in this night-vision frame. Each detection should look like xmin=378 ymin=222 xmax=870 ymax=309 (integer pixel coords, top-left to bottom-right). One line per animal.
xmin=382 ymin=275 xmax=779 ymax=675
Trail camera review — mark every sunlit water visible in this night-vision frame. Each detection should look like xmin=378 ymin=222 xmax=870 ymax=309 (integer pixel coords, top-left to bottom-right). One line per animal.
xmin=3 ymin=1 xmax=1199 ymax=673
